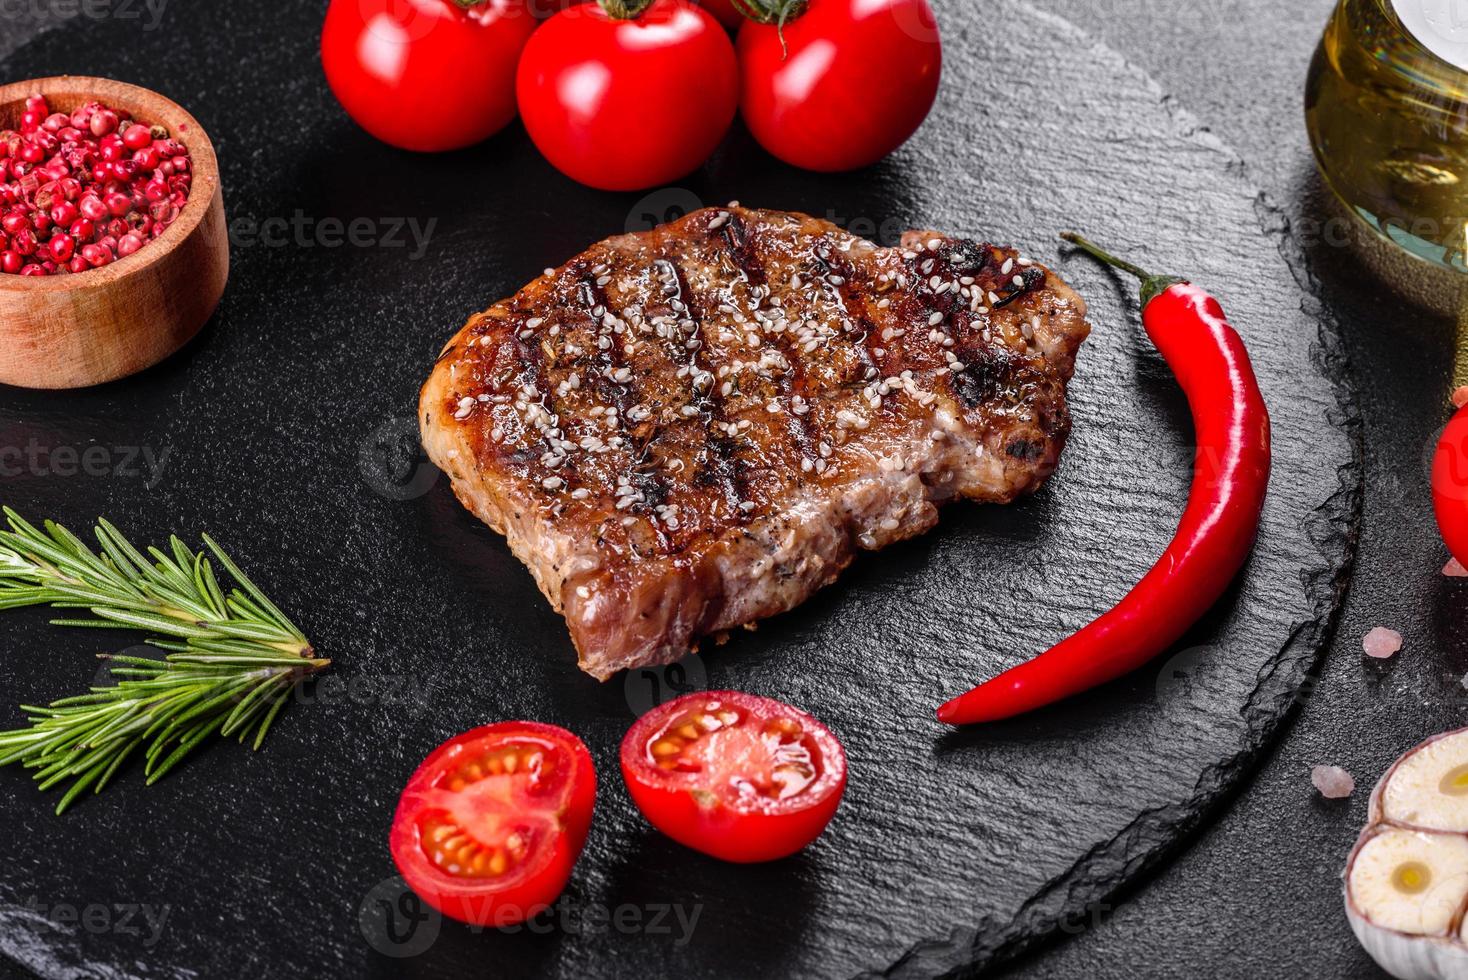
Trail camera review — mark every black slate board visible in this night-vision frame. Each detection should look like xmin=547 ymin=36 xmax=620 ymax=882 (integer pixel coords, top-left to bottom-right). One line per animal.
xmin=0 ymin=2 xmax=1358 ymax=977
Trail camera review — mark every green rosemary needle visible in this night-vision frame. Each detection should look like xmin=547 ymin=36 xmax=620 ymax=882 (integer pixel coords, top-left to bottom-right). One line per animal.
xmin=0 ymin=507 xmax=330 ymax=814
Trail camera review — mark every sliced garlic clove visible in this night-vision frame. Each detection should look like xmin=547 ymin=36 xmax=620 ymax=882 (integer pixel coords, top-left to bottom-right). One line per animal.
xmin=1346 ymin=829 xmax=1468 ymax=979
xmin=1347 ymin=830 xmax=1468 ymax=936
xmin=1347 ymin=899 xmax=1468 ymax=980
xmin=1376 ymin=730 xmax=1468 ymax=832
xmin=1348 ymin=729 xmax=1468 ymax=979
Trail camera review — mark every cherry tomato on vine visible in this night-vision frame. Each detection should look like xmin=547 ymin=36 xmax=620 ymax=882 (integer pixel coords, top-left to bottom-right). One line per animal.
xmin=515 ymin=0 xmax=739 ymax=191
xmin=620 ymin=691 xmax=847 ymax=863
xmin=390 ymin=722 xmax=596 ymax=926
xmin=322 ymin=0 xmax=537 ymax=152
xmin=1434 ymin=404 xmax=1468 ymax=567
xmin=736 ymin=0 xmax=942 ymax=172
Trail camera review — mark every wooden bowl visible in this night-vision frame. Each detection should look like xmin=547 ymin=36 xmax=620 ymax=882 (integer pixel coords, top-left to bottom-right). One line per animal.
xmin=0 ymin=76 xmax=228 ymax=389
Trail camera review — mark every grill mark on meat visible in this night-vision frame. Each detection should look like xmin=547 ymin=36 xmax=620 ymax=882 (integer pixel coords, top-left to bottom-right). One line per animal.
xmin=705 ymin=218 xmax=836 ymax=486
xmin=804 ymin=238 xmax=872 ymax=439
xmin=809 ymin=235 xmax=853 ymax=300
xmin=952 ymin=338 xmax=1019 ymax=409
xmin=713 ymin=237 xmax=819 ymax=470
xmin=912 ymin=240 xmax=1024 ymax=411
xmin=935 ymin=316 xmax=979 ymax=409
xmin=577 ymin=266 xmax=674 ymax=552
xmin=900 ymin=248 xmax=961 ymax=390
xmin=577 ymin=268 xmax=637 ymax=424
xmin=992 ymin=265 xmax=1046 ymax=309
xmin=504 ymin=317 xmax=570 ymax=480
xmin=854 ymin=302 xmax=896 ymax=391
xmin=921 ymin=296 xmax=980 ymax=407
xmin=716 ymin=211 xmax=766 ymax=287
xmin=849 ymin=315 xmax=883 ymax=388
xmin=527 ymin=308 xmax=591 ymax=490
xmin=817 ymin=241 xmax=893 ymax=386
xmin=663 ymin=256 xmax=747 ymax=518
xmin=768 ymin=316 xmax=821 ymax=468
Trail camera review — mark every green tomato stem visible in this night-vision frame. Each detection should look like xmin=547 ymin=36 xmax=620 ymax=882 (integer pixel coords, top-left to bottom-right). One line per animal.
xmin=599 ymin=0 xmax=659 ymax=18
xmin=728 ymin=0 xmax=807 ymax=57
xmin=729 ymin=0 xmax=808 ymax=23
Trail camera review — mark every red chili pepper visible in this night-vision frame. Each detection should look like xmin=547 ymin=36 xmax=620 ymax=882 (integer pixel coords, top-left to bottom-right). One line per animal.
xmin=937 ymin=234 xmax=1272 ymax=725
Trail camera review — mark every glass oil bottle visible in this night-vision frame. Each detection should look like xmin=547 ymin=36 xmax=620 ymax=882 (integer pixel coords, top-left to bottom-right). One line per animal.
xmin=1306 ymin=0 xmax=1468 ymax=316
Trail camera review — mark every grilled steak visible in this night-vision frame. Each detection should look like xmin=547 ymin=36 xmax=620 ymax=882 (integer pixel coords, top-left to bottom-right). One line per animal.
xmin=420 ymin=206 xmax=1091 ymax=679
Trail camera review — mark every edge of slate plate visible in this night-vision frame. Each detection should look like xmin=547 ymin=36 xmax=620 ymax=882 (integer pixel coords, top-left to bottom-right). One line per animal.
xmin=869 ymin=6 xmax=1363 ymax=977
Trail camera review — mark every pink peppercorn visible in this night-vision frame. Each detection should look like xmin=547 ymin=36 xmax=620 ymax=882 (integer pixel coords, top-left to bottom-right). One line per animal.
xmin=47 ymin=234 xmax=73 ymax=262
xmin=78 ymin=194 xmax=108 ymax=222
xmin=121 ymin=124 xmax=151 ymax=150
xmin=0 ymin=94 xmax=192 ymax=276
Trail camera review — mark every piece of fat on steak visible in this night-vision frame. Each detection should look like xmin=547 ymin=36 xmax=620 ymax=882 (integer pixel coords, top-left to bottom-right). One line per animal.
xmin=420 ymin=206 xmax=1092 ymax=680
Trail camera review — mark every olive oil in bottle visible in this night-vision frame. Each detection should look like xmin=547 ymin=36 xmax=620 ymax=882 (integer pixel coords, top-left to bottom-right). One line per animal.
xmin=1306 ymin=0 xmax=1468 ymax=314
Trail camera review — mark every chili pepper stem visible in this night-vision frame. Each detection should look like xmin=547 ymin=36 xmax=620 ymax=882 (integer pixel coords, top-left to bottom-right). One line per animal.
xmin=1060 ymin=232 xmax=1187 ymax=307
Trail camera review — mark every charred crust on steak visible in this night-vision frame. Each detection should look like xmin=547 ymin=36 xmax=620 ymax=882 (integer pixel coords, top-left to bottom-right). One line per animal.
xmin=1005 ymin=438 xmax=1044 ymax=461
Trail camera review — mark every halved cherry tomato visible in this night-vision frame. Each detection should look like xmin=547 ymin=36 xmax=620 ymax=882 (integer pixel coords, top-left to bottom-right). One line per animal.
xmin=1434 ymin=404 xmax=1468 ymax=566
xmin=736 ymin=0 xmax=942 ymax=172
xmin=515 ymin=0 xmax=739 ymax=191
xmin=390 ymin=722 xmax=596 ymax=926
xmin=620 ymin=691 xmax=846 ymax=863
xmin=321 ymin=0 xmax=537 ymax=152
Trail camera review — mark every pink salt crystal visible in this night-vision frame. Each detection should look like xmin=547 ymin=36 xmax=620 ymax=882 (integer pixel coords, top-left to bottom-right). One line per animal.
xmin=1453 ymin=386 xmax=1468 ymax=409
xmin=1446 ymin=558 xmax=1468 ymax=578
xmin=1362 ymin=627 xmax=1403 ymax=659
xmin=1312 ymin=765 xmax=1355 ymax=799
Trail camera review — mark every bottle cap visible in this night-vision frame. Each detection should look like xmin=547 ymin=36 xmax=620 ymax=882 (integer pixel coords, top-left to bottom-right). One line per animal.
xmin=1393 ymin=0 xmax=1468 ymax=71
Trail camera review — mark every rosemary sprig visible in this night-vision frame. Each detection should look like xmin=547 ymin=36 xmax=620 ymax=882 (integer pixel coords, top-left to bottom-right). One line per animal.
xmin=0 ymin=507 xmax=329 ymax=813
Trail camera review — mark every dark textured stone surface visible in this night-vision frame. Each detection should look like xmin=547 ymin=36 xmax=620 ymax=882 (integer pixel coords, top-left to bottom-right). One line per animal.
xmin=0 ymin=1 xmax=1357 ymax=977
xmin=1007 ymin=2 xmax=1445 ymax=979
